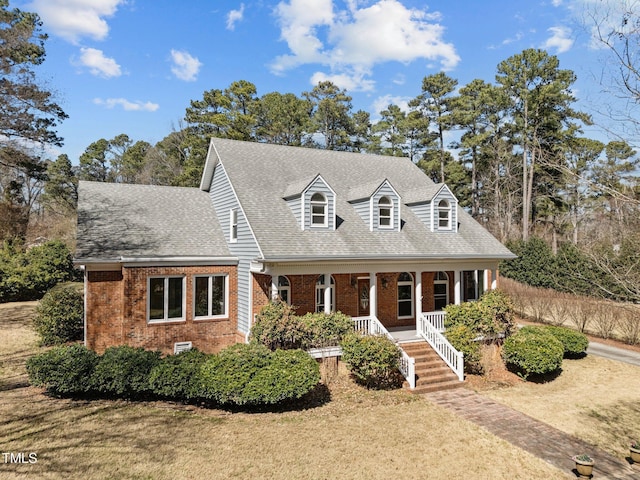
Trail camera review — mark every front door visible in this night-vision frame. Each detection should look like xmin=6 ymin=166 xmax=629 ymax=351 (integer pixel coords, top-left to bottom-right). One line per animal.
xmin=357 ymin=278 xmax=370 ymax=316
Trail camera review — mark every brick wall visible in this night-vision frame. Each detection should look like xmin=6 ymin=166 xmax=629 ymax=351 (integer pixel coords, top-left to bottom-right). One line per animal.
xmin=86 ymin=265 xmax=238 ymax=355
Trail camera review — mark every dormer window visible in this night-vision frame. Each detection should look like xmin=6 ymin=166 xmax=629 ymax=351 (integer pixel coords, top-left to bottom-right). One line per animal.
xmin=378 ymin=196 xmax=393 ymax=229
xmin=310 ymin=193 xmax=327 ymax=227
xmin=438 ymin=199 xmax=451 ymax=230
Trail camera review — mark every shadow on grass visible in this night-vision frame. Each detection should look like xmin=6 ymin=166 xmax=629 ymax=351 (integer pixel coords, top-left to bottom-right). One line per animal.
xmin=504 ymin=363 xmax=564 ymax=383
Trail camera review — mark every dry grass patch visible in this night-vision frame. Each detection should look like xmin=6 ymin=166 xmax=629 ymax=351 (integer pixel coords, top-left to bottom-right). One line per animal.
xmin=483 ymin=354 xmax=640 ymax=460
xmin=0 ymin=301 xmax=566 ymax=480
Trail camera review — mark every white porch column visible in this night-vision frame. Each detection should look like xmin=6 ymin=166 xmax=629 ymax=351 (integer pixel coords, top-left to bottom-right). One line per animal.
xmin=415 ymin=271 xmax=423 ymax=331
xmin=491 ymin=269 xmax=498 ymax=290
xmin=324 ymin=274 xmax=332 ymax=314
xmin=270 ymin=275 xmax=278 ymax=301
xmin=454 ymin=270 xmax=461 ymax=305
xmin=369 ymin=271 xmax=377 ymax=318
xmin=483 ymin=269 xmax=490 ymax=293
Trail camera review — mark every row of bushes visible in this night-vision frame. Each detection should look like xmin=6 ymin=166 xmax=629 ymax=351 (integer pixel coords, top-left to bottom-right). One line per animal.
xmin=502 ymin=326 xmax=589 ymax=379
xmin=0 ymin=240 xmax=79 ymax=303
xmin=250 ymin=301 xmax=353 ymax=350
xmin=27 ymin=343 xmax=320 ymax=407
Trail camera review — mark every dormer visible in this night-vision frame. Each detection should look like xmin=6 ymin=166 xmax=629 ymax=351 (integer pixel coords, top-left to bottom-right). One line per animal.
xmin=283 ymin=174 xmax=336 ymax=231
xmin=405 ymin=183 xmax=458 ymax=233
xmin=348 ymin=179 xmax=401 ymax=232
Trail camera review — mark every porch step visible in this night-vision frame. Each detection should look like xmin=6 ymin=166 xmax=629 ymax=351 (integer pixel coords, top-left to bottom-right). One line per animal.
xmin=400 ymin=340 xmax=463 ymax=394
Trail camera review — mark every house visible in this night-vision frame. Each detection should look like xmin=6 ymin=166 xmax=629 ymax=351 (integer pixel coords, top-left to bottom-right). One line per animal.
xmin=75 ymin=138 xmax=514 ymax=386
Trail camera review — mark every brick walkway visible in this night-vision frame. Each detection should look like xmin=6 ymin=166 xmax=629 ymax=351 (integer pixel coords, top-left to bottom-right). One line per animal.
xmin=425 ymin=388 xmax=638 ymax=479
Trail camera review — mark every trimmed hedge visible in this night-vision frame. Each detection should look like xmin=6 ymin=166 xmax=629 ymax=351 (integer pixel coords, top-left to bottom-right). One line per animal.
xmin=26 ymin=344 xmax=98 ymax=396
xmin=340 ymin=333 xmax=401 ymax=389
xmin=544 ymin=326 xmax=589 ymax=357
xmin=444 ymin=290 xmax=516 ymax=338
xmin=444 ymin=324 xmax=481 ymax=374
xmin=33 ymin=283 xmax=84 ymax=346
xmin=148 ymin=349 xmax=208 ymax=400
xmin=251 ymin=301 xmax=354 ymax=350
xmin=502 ymin=326 xmax=564 ymax=379
xmin=195 ymin=343 xmax=319 ymax=406
xmin=89 ymin=345 xmax=162 ymax=398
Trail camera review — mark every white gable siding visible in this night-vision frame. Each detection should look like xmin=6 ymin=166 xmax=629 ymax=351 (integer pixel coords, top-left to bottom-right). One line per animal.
xmin=432 ymin=188 xmax=458 ymax=233
xmin=351 ymin=199 xmax=370 ymax=228
xmin=285 ymin=196 xmax=302 ymax=227
xmin=372 ymin=183 xmax=400 ymax=232
xmin=407 ymin=202 xmax=432 ymax=228
xmin=210 ymin=162 xmax=261 ymax=333
xmin=303 ymin=177 xmax=335 ymax=230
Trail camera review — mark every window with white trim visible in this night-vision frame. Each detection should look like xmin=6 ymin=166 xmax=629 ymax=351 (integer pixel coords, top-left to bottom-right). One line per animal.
xmin=438 ymin=199 xmax=451 ymax=229
xmin=378 ymin=196 xmax=393 ymax=229
xmin=230 ymin=209 xmax=238 ymax=243
xmin=277 ymin=275 xmax=291 ymax=305
xmin=397 ymin=272 xmax=414 ymax=318
xmin=310 ymin=193 xmax=328 ymax=226
xmin=148 ymin=276 xmax=185 ymax=322
xmin=194 ymin=274 xmax=228 ymax=319
xmin=434 ymin=271 xmax=449 ymax=310
xmin=315 ymin=274 xmax=335 ymax=313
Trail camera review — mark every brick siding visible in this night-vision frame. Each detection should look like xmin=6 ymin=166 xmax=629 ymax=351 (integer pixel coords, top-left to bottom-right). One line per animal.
xmin=86 ymin=265 xmax=238 ymax=355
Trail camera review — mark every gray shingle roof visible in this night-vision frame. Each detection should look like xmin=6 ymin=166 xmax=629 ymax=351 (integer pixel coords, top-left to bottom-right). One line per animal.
xmin=75 ymin=181 xmax=232 ymax=262
xmin=205 ymin=138 xmax=514 ymax=261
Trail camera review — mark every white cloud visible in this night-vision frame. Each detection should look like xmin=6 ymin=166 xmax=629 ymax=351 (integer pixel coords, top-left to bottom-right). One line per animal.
xmin=552 ymin=0 xmax=563 ymax=6
xmin=227 ymin=4 xmax=245 ymax=30
xmin=310 ymin=69 xmax=375 ymax=92
xmin=271 ymin=0 xmax=459 ymax=91
xmin=28 ymin=0 xmax=126 ymax=43
xmin=93 ymin=98 xmax=159 ymax=112
xmin=542 ymin=26 xmax=574 ymax=53
xmin=169 ymin=49 xmax=203 ymax=82
xmin=76 ymin=48 xmax=121 ymax=78
xmin=370 ymin=94 xmax=411 ymax=119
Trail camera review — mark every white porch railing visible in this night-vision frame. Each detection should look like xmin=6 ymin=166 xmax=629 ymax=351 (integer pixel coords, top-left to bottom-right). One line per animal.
xmin=418 ymin=312 xmax=464 ymax=381
xmin=352 ymin=316 xmax=416 ymax=389
xmin=421 ymin=311 xmax=446 ymax=333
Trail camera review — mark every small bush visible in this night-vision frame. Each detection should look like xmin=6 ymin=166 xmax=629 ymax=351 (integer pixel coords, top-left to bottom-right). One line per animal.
xmin=250 ymin=301 xmax=306 ymax=350
xmin=195 ymin=343 xmax=319 ymax=406
xmin=444 ymin=324 xmax=481 ymax=374
xmin=340 ymin=333 xmax=401 ymax=389
xmin=90 ymin=345 xmax=162 ymax=398
xmin=148 ymin=349 xmax=209 ymax=400
xmin=33 ymin=283 xmax=84 ymax=346
xmin=502 ymin=326 xmax=564 ymax=379
xmin=299 ymin=311 xmax=353 ymax=349
xmin=544 ymin=326 xmax=589 ymax=357
xmin=26 ymin=344 xmax=99 ymax=396
xmin=444 ymin=290 xmax=515 ymax=339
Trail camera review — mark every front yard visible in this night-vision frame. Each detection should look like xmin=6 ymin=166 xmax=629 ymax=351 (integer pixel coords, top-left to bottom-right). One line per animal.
xmin=0 ymin=301 xmax=565 ymax=479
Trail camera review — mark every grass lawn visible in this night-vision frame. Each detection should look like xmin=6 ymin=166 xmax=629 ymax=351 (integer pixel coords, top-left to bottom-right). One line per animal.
xmin=0 ymin=301 xmax=567 ymax=480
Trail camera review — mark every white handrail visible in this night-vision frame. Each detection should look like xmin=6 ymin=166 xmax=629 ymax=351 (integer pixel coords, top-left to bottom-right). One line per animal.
xmin=352 ymin=316 xmax=416 ymax=389
xmin=418 ymin=313 xmax=464 ymax=381
xmin=421 ymin=311 xmax=446 ymax=332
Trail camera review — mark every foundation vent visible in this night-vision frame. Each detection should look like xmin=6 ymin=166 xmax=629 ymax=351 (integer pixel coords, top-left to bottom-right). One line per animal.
xmin=173 ymin=341 xmax=193 ymax=354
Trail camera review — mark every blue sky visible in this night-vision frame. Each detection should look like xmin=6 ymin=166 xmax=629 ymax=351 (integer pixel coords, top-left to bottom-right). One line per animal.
xmin=12 ymin=0 xmax=626 ymax=161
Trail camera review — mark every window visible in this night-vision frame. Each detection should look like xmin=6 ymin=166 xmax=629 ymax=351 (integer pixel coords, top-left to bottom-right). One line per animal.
xmin=315 ymin=274 xmax=335 ymax=313
xmin=397 ymin=272 xmax=414 ymax=318
xmin=230 ymin=209 xmax=238 ymax=242
xmin=378 ymin=196 xmax=393 ymax=229
xmin=438 ymin=199 xmax=451 ymax=229
xmin=277 ymin=275 xmax=291 ymax=305
xmin=463 ymin=270 xmax=485 ymax=302
xmin=149 ymin=276 xmax=185 ymax=322
xmin=194 ymin=275 xmax=228 ymax=319
xmin=310 ymin=193 xmax=327 ymax=226
xmin=434 ymin=271 xmax=449 ymax=310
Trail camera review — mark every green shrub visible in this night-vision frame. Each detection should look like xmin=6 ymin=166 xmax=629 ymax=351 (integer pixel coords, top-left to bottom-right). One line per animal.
xmin=299 ymin=311 xmax=353 ymax=349
xmin=544 ymin=326 xmax=589 ymax=357
xmin=195 ymin=343 xmax=319 ymax=406
xmin=90 ymin=345 xmax=162 ymax=398
xmin=250 ymin=301 xmax=306 ymax=350
xmin=502 ymin=326 xmax=564 ymax=379
xmin=444 ymin=290 xmax=516 ymax=338
xmin=26 ymin=344 xmax=98 ymax=396
xmin=148 ymin=349 xmax=209 ymax=400
xmin=32 ymin=283 xmax=84 ymax=346
xmin=340 ymin=333 xmax=401 ymax=389
xmin=444 ymin=324 xmax=481 ymax=374
xmin=0 ymin=240 xmax=78 ymax=302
